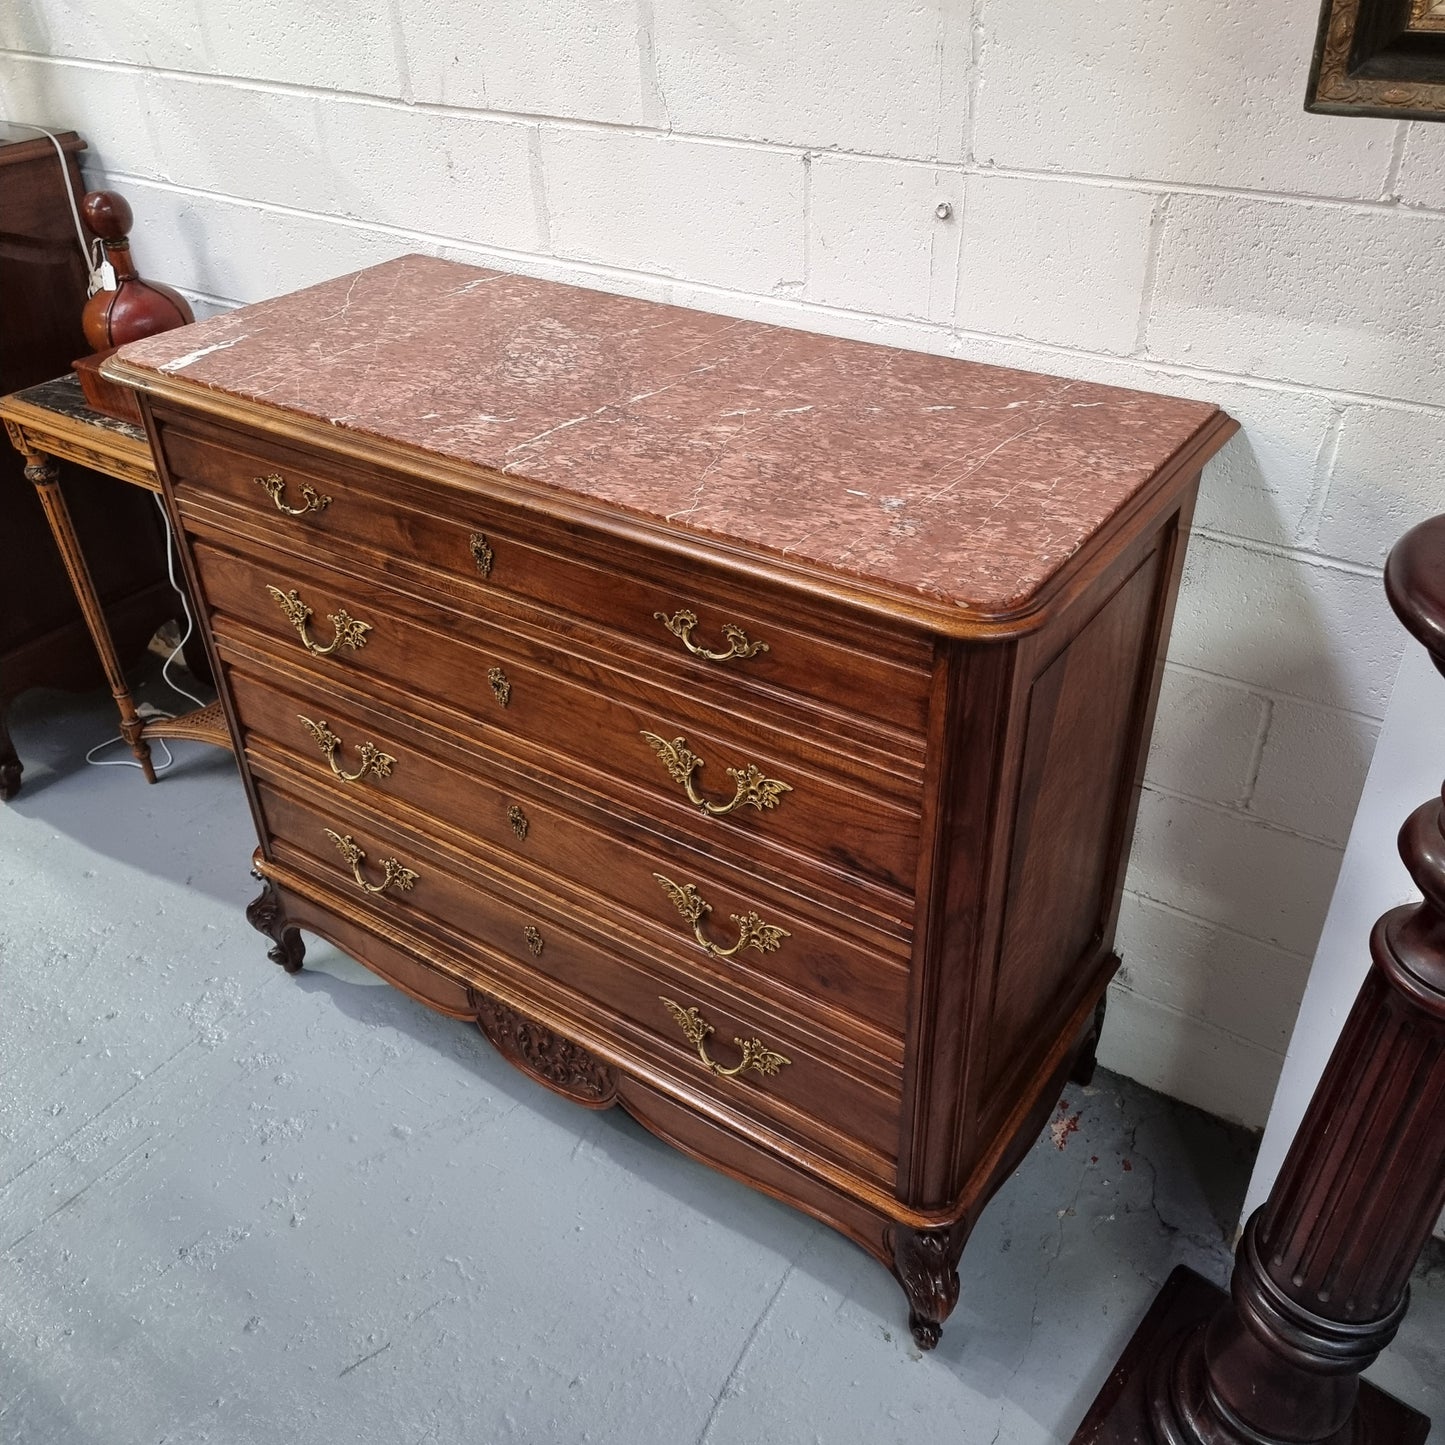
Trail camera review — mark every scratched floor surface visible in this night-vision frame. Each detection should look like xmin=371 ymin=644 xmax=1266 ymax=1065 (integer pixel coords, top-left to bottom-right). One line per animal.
xmin=2 ymin=673 xmax=1441 ymax=1445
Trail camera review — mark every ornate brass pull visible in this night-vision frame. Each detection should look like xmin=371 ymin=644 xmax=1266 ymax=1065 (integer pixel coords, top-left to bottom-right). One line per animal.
xmin=653 ymin=873 xmax=790 ymax=959
xmin=266 ymin=586 xmax=372 ymax=657
xmin=507 ymin=804 xmax=529 ymax=840
xmin=323 ymin=829 xmax=418 ymax=896
xmin=641 ymin=732 xmax=791 ymax=816
xmin=487 ymin=666 xmax=511 ymax=706
xmin=654 ymin=608 xmax=768 ymax=663
xmin=469 ymin=532 xmax=494 ymax=577
xmin=297 ymin=715 xmax=395 ymax=785
xmin=256 ymin=473 xmax=331 ymax=515
xmin=659 ymin=998 xmax=791 ymax=1079
xmin=524 ymin=925 xmax=544 ymax=957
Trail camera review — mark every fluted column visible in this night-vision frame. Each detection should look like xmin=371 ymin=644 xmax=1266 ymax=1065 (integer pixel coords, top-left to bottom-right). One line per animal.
xmin=1073 ymin=514 xmax=1445 ymax=1445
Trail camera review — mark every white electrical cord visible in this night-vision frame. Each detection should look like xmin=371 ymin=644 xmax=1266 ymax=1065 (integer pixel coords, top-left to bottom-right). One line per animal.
xmin=84 ymin=497 xmax=207 ymax=773
xmin=4 ymin=120 xmax=110 ymax=293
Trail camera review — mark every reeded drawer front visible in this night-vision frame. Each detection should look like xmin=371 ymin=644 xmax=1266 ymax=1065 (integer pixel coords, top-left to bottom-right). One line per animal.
xmin=252 ymin=776 xmax=901 ymax=1186
xmin=226 ymin=660 xmax=912 ymax=1050
xmin=156 ymin=415 xmax=935 ymax=737
xmin=189 ymin=535 xmax=923 ymax=899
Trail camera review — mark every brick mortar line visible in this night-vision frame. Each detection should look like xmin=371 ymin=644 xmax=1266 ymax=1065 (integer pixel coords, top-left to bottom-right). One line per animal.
xmin=1190 ymin=528 xmax=1383 ymax=578
xmin=1106 ymin=978 xmax=1291 ymax=1061
xmin=1121 ymin=889 xmax=1316 ymax=962
xmin=1296 ymin=406 xmax=1349 ymax=554
xmin=1156 ymin=667 xmax=1381 ymax=734
xmin=82 ymin=166 xmax=1445 ymax=421
xmin=1137 ymin=780 xmax=1349 ymax=850
xmin=1161 ymin=662 xmax=1387 ymax=725
xmin=1238 ymin=695 xmax=1274 ymax=811
xmin=15 ymin=48 xmax=1445 ymax=220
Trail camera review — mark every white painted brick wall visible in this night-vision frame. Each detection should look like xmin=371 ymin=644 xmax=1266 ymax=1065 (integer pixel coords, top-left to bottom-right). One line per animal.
xmin=5 ymin=0 xmax=1445 ymax=1127
xmin=956 ymin=176 xmax=1157 ymax=355
xmin=973 ymin=0 xmax=1398 ymax=198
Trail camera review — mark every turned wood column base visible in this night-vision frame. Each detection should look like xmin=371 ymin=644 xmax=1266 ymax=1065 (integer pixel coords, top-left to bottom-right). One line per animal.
xmin=1070 ymin=1267 xmax=1428 ymax=1445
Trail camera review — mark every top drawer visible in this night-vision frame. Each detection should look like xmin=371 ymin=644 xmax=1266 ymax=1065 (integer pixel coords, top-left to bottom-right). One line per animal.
xmin=153 ymin=413 xmax=936 ymax=740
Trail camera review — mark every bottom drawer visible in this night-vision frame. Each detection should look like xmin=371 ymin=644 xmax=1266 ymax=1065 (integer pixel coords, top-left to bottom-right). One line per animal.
xmin=252 ymin=778 xmax=903 ymax=1189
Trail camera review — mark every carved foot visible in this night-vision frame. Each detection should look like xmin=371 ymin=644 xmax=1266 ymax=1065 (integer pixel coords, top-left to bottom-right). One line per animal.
xmin=1070 ymin=992 xmax=1109 ymax=1086
xmin=892 ymin=1225 xmax=961 ymax=1350
xmin=246 ymin=869 xmax=305 ymax=973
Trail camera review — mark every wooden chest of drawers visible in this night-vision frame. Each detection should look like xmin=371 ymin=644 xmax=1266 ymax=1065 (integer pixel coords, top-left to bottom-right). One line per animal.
xmin=109 ymin=256 xmax=1234 ymax=1347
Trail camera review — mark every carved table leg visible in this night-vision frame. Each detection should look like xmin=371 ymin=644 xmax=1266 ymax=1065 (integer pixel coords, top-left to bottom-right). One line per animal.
xmin=246 ymin=869 xmax=305 ymax=973
xmin=1070 ymin=992 xmax=1109 ymax=1086
xmin=1071 ymin=514 xmax=1445 ymax=1445
xmin=891 ymin=1224 xmax=962 ymax=1350
xmin=23 ymin=449 xmax=156 ymax=783
xmin=0 ymin=704 xmax=21 ymax=801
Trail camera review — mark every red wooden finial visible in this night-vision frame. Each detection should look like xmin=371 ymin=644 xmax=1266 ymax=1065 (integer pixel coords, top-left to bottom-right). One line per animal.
xmin=79 ymin=189 xmax=194 ymax=351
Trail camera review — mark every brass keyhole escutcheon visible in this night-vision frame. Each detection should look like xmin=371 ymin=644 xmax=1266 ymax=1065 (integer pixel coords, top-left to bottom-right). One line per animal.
xmin=488 ymin=666 xmax=512 ymax=707
xmin=507 ymin=803 xmax=529 ymax=840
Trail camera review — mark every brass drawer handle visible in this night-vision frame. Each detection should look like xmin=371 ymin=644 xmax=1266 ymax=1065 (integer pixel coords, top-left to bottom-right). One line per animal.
xmin=524 ymin=924 xmax=544 ymax=957
xmin=256 ymin=472 xmax=331 ymax=515
xmin=323 ymin=829 xmax=418 ymax=896
xmin=655 ymin=608 xmax=768 ymax=663
xmin=469 ymin=532 xmax=494 ymax=577
xmin=641 ymin=732 xmax=791 ymax=816
xmin=298 ymin=715 xmax=395 ymax=785
xmin=267 ymin=585 xmax=372 ymax=657
xmin=507 ymin=803 xmax=529 ymax=840
xmin=660 ymin=998 xmax=791 ymax=1079
xmin=653 ymin=873 xmax=790 ymax=959
xmin=487 ymin=666 xmax=512 ymax=706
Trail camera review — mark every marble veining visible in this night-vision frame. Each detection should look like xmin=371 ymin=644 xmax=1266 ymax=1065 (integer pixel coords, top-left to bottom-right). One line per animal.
xmin=117 ymin=255 xmax=1231 ymax=615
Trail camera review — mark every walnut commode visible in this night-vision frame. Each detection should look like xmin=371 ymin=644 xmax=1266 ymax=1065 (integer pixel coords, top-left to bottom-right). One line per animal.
xmin=108 ymin=256 xmax=1235 ymax=1348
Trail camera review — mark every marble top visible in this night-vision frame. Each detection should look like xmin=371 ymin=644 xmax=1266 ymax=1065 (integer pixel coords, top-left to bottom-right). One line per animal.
xmin=116 ymin=254 xmax=1231 ymax=616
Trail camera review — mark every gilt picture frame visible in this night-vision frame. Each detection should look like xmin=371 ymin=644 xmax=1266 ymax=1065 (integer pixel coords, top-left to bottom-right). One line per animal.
xmin=1307 ymin=0 xmax=1445 ymax=119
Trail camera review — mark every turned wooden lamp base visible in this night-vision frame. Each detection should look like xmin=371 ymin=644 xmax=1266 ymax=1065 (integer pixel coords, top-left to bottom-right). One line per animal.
xmin=1073 ymin=1267 xmax=1429 ymax=1445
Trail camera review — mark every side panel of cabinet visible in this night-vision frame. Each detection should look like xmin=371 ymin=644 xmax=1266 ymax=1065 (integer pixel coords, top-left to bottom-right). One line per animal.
xmin=897 ymin=478 xmax=1198 ymax=1214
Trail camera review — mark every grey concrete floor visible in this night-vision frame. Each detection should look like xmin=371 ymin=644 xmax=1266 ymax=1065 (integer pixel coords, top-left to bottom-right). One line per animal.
xmin=2 ymin=669 xmax=1441 ymax=1445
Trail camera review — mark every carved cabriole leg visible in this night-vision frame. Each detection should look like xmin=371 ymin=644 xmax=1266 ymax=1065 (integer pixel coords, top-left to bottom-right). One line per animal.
xmin=246 ymin=868 xmax=305 ymax=973
xmin=22 ymin=449 xmax=156 ymax=782
xmin=0 ymin=703 xmax=20 ymax=800
xmin=891 ymin=1224 xmax=962 ymax=1350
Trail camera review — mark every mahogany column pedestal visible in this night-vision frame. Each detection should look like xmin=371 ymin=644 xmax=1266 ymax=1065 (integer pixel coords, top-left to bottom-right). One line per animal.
xmin=1073 ymin=515 xmax=1445 ymax=1445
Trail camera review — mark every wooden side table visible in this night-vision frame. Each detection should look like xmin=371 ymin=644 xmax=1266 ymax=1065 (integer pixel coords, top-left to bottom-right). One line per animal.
xmin=0 ymin=374 xmax=231 ymax=783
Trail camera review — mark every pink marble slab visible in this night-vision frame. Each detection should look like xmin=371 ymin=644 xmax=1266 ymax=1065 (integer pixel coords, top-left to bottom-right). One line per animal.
xmin=117 ymin=254 xmax=1232 ymax=616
